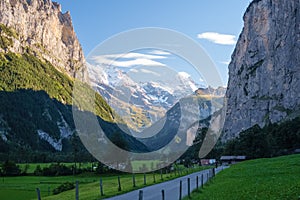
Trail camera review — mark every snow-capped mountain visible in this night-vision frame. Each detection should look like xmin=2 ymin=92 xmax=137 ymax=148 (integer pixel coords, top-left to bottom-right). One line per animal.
xmin=88 ymin=64 xmax=203 ymax=131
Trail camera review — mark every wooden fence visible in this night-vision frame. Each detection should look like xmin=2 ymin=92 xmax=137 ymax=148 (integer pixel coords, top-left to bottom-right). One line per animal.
xmin=36 ymin=167 xmax=221 ymax=200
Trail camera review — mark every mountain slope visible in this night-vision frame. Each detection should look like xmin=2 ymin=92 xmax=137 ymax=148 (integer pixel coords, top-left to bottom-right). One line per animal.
xmin=0 ymin=50 xmax=149 ymax=161
xmin=139 ymin=92 xmax=224 ymax=152
xmin=223 ymin=0 xmax=300 ymax=139
xmin=89 ymin=64 xmax=203 ymax=131
xmin=0 ymin=0 xmax=85 ymax=77
xmin=0 ymin=1 xmax=149 ymax=162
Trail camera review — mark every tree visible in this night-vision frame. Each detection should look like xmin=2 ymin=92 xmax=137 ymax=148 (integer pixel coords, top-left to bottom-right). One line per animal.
xmin=33 ymin=165 xmax=43 ymax=176
xmin=70 ymin=133 xmax=80 ymax=175
xmin=95 ymin=162 xmax=107 ymax=174
xmin=1 ymin=161 xmax=20 ymax=176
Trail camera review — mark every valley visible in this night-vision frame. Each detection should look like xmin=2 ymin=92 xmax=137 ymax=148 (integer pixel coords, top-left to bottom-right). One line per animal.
xmin=0 ymin=0 xmax=299 ymax=199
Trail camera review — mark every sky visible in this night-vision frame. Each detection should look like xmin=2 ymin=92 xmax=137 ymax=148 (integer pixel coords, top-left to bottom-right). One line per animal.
xmin=56 ymin=0 xmax=251 ymax=86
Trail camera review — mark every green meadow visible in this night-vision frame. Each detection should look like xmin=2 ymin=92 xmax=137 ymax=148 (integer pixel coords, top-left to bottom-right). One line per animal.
xmin=3 ymin=155 xmax=299 ymax=200
xmin=0 ymin=164 xmax=207 ymax=200
xmin=185 ymin=154 xmax=300 ymax=200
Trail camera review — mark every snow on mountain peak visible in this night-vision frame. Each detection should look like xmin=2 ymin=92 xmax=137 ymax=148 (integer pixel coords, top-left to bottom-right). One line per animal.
xmin=87 ymin=62 xmax=204 ymax=131
xmin=177 ymin=71 xmax=191 ymax=79
xmin=176 ymin=72 xmax=198 ymax=92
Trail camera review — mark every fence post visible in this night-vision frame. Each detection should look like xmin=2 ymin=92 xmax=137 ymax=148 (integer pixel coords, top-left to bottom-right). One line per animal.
xmin=179 ymin=180 xmax=182 ymax=200
xmin=75 ymin=181 xmax=79 ymax=200
xmin=139 ymin=190 xmax=143 ymax=200
xmin=196 ymin=176 xmax=199 ymax=191
xmin=162 ymin=189 xmax=165 ymax=200
xmin=207 ymin=172 xmax=209 ymax=182
xmin=118 ymin=176 xmax=122 ymax=191
xmin=100 ymin=178 xmax=104 ymax=196
xmin=133 ymin=174 xmax=136 ymax=187
xmin=160 ymin=169 xmax=163 ymax=180
xmin=213 ymin=168 xmax=216 ymax=177
xmin=188 ymin=178 xmax=191 ymax=198
xmin=201 ymin=174 xmax=204 ymax=189
xmin=144 ymin=173 xmax=147 ymax=185
xmin=36 ymin=188 xmax=41 ymax=200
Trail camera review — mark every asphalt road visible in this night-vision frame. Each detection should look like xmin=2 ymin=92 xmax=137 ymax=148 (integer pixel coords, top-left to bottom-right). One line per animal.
xmin=105 ymin=166 xmax=226 ymax=200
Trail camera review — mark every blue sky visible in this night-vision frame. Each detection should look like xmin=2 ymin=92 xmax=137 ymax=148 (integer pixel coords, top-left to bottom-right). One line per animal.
xmin=56 ymin=0 xmax=251 ymax=86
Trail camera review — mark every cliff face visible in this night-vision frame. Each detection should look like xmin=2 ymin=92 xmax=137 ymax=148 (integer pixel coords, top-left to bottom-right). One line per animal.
xmin=0 ymin=0 xmax=84 ymax=77
xmin=223 ymin=0 xmax=300 ymax=139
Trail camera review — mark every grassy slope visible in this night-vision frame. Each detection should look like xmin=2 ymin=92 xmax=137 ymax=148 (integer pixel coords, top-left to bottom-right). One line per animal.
xmin=1 ymin=24 xmax=115 ymax=124
xmin=0 ymin=52 xmax=114 ymax=122
xmin=185 ymin=154 xmax=300 ymax=200
xmin=0 ymin=25 xmax=150 ymax=161
xmin=0 ymin=51 xmax=121 ymax=159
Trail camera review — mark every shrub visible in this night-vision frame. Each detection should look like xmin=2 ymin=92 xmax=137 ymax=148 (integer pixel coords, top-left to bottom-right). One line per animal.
xmin=33 ymin=165 xmax=43 ymax=176
xmin=1 ymin=160 xmax=21 ymax=176
xmin=52 ymin=182 xmax=75 ymax=195
xmin=42 ymin=163 xmax=73 ymax=176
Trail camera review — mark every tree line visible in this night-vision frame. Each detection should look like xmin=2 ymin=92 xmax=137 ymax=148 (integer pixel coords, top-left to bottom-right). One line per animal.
xmin=181 ymin=116 xmax=300 ymax=163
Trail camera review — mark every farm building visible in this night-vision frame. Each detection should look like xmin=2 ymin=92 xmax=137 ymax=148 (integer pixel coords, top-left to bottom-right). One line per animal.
xmin=220 ymin=156 xmax=246 ymax=165
xmin=200 ymin=159 xmax=216 ymax=166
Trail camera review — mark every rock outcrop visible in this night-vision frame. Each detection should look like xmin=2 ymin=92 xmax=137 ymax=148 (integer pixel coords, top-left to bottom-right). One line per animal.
xmin=223 ymin=0 xmax=300 ymax=139
xmin=0 ymin=0 xmax=84 ymax=77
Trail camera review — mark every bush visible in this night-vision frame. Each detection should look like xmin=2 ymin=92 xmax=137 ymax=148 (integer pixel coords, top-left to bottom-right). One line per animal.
xmin=1 ymin=160 xmax=21 ymax=176
xmin=52 ymin=182 xmax=75 ymax=195
xmin=33 ymin=165 xmax=43 ymax=176
xmin=42 ymin=163 xmax=73 ymax=176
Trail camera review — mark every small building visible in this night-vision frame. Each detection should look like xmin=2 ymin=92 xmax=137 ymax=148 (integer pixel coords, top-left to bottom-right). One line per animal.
xmin=200 ymin=159 xmax=216 ymax=166
xmin=220 ymin=156 xmax=246 ymax=165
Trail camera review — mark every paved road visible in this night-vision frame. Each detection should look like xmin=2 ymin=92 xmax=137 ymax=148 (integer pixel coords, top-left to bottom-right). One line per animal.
xmin=105 ymin=166 xmax=226 ymax=200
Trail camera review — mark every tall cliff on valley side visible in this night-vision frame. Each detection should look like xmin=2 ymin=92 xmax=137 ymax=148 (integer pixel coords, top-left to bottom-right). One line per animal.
xmin=0 ymin=0 xmax=85 ymax=77
xmin=0 ymin=0 xmax=149 ymax=159
xmin=223 ymin=0 xmax=300 ymax=140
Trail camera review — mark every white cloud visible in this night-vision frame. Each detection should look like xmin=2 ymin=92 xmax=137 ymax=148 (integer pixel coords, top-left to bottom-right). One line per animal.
xmin=111 ymin=58 xmax=166 ymax=67
xmin=197 ymin=32 xmax=236 ymax=45
xmin=104 ymin=52 xmax=166 ymax=60
xmin=91 ymin=52 xmax=167 ymax=68
xmin=149 ymin=50 xmax=171 ymax=55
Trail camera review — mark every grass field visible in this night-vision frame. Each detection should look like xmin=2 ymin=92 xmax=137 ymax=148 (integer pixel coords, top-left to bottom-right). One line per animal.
xmin=184 ymin=154 xmax=300 ymax=200
xmin=18 ymin=161 xmax=181 ymax=174
xmin=18 ymin=163 xmax=94 ymax=174
xmin=0 ymin=164 xmax=208 ymax=200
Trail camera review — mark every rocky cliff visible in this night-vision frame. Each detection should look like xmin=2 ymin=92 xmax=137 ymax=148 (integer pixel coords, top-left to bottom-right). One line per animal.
xmin=223 ymin=0 xmax=300 ymax=139
xmin=0 ymin=0 xmax=84 ymax=77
